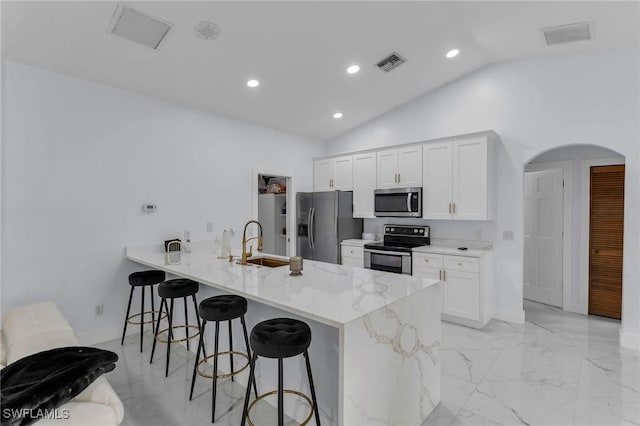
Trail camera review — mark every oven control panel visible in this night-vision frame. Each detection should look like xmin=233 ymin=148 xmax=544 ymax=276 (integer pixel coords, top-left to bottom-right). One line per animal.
xmin=384 ymin=225 xmax=429 ymax=237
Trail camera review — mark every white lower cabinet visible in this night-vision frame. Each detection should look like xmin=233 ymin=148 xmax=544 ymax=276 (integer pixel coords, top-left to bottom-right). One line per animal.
xmin=341 ymin=244 xmax=364 ymax=268
xmin=413 ymin=250 xmax=492 ymax=329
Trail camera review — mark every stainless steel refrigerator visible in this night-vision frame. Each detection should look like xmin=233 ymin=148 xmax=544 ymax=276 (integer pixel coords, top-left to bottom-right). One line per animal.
xmin=296 ymin=191 xmax=363 ymax=264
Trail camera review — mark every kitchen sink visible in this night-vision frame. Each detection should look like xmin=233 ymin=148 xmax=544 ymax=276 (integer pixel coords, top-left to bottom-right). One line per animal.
xmin=244 ymin=257 xmax=290 ymax=268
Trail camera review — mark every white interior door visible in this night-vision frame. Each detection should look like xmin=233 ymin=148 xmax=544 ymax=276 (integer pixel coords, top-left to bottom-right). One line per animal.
xmin=524 ymin=169 xmax=564 ymax=307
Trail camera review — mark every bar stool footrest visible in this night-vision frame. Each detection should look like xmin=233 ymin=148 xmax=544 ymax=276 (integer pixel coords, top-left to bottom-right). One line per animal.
xmin=155 ymin=325 xmax=200 ymax=343
xmin=196 ymin=351 xmax=250 ymax=379
xmin=247 ymin=389 xmax=314 ymax=426
xmin=127 ymin=310 xmax=167 ymax=325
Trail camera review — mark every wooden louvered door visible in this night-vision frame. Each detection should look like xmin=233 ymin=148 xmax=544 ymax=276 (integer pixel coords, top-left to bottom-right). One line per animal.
xmin=589 ymin=165 xmax=625 ymax=319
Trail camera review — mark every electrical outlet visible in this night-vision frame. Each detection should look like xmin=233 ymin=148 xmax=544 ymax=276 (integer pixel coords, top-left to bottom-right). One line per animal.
xmin=206 ymin=222 xmax=213 ymax=232
xmin=503 ymin=230 xmax=515 ymax=241
xmin=95 ymin=304 xmax=104 ymax=317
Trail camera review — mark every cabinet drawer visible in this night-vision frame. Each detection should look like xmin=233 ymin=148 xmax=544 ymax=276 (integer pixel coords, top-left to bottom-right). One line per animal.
xmin=413 ymin=252 xmax=443 ymax=268
xmin=412 ymin=265 xmax=442 ymax=281
xmin=444 ymin=255 xmax=479 ymax=273
xmin=341 ymin=246 xmax=364 ymax=259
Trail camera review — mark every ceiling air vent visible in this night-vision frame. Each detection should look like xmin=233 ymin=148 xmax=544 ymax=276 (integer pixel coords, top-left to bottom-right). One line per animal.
xmin=376 ymin=52 xmax=407 ymax=73
xmin=540 ymin=22 xmax=592 ymax=46
xmin=108 ymin=5 xmax=173 ymax=50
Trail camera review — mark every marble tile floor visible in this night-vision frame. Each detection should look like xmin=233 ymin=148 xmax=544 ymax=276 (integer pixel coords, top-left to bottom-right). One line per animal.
xmin=96 ymin=332 xmax=331 ymax=426
xmin=96 ymin=300 xmax=639 ymax=426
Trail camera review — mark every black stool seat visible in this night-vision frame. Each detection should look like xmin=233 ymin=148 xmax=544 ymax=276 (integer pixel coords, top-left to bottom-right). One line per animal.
xmin=129 ymin=270 xmax=165 ymax=286
xmin=199 ymin=295 xmax=248 ymax=322
xmin=250 ymin=318 xmax=311 ymax=359
xmin=158 ymin=279 xmax=199 ymax=298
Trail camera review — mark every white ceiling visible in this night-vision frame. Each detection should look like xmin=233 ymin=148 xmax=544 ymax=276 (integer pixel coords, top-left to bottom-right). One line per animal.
xmin=2 ymin=1 xmax=638 ymax=140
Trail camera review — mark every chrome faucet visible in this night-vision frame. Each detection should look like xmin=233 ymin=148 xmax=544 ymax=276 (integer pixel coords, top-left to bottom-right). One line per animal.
xmin=241 ymin=220 xmax=263 ymax=265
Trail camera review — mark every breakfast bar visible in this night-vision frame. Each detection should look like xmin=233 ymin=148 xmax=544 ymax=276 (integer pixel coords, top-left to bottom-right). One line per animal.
xmin=125 ymin=242 xmax=442 ymax=425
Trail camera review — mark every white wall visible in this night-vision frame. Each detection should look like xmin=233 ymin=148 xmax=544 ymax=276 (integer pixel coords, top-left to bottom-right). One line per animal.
xmin=1 ymin=61 xmax=322 ymax=344
xmin=325 ymin=49 xmax=640 ymax=349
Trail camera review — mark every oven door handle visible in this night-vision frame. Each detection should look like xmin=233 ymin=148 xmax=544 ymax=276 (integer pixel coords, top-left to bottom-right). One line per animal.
xmin=364 ymin=248 xmax=412 ymax=257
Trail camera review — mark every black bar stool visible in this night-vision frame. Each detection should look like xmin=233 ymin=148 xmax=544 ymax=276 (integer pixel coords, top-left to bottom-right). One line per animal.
xmin=189 ymin=295 xmax=258 ymax=423
xmin=121 ymin=270 xmax=166 ymax=352
xmin=241 ymin=318 xmax=321 ymax=426
xmin=150 ymin=278 xmax=202 ymax=377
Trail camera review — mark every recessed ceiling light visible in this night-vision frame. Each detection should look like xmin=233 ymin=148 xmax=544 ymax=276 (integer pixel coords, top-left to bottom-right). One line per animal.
xmin=333 ymin=112 xmax=343 ymax=119
xmin=446 ymin=49 xmax=460 ymax=59
xmin=347 ymin=65 xmax=360 ymax=74
xmin=246 ymin=79 xmax=260 ymax=88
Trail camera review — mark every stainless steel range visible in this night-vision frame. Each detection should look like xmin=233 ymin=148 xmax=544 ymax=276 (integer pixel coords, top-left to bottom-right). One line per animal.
xmin=364 ymin=224 xmax=430 ymax=275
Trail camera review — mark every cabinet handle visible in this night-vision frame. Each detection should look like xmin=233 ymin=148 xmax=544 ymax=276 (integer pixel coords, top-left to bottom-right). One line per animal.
xmin=453 ymin=203 xmax=456 ymax=214
xmin=398 ymin=173 xmax=401 ymax=182
xmin=424 ymin=259 xmax=429 ymax=263
xmin=443 ymin=270 xmax=446 ymax=281
xmin=448 ymin=203 xmax=452 ymax=214
xmin=438 ymin=269 xmax=442 ymax=280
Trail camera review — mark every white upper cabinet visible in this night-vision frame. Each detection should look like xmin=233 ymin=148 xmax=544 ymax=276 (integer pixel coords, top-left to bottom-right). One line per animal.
xmin=352 ymin=152 xmax=377 ymax=218
xmin=397 ymin=146 xmax=423 ymax=187
xmin=423 ymin=142 xmax=453 ymax=220
xmin=313 ymin=159 xmax=333 ymax=191
xmin=376 ymin=145 xmax=422 ymax=189
xmin=452 ymin=138 xmax=488 ymax=220
xmin=376 ymin=149 xmax=398 ymax=189
xmin=313 ymin=155 xmax=353 ymax=191
xmin=333 ymin=156 xmax=353 ymax=190
xmin=422 ymin=135 xmax=493 ymax=220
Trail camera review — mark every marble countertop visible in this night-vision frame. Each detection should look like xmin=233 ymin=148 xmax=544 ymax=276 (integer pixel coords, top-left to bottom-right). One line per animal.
xmin=125 ymin=242 xmax=439 ymax=328
xmin=340 ymin=239 xmax=379 ymax=246
xmin=413 ymin=243 xmax=491 ymax=257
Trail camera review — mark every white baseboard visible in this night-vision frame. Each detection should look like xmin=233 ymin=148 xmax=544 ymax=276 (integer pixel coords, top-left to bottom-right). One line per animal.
xmin=78 ymin=326 xmax=122 ymax=346
xmin=563 ymin=303 xmax=587 ymax=315
xmin=492 ymin=309 xmax=525 ymax=324
xmin=620 ymin=330 xmax=640 ymax=350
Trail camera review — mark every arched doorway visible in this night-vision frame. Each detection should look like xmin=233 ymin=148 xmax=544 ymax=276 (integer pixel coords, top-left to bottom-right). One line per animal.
xmin=522 ymin=144 xmax=625 ymax=320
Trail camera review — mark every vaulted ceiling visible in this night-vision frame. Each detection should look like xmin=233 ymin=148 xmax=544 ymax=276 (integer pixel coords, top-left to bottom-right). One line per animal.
xmin=2 ymin=1 xmax=638 ymax=140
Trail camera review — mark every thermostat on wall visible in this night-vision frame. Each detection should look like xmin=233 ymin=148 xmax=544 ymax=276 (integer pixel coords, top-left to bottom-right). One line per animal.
xmin=142 ymin=203 xmax=157 ymax=213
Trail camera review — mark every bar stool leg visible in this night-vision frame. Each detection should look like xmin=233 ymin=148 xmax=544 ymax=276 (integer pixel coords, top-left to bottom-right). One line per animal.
xmin=151 ymin=286 xmax=156 ymax=334
xmin=212 ymin=321 xmax=220 ymax=423
xmin=184 ymin=297 xmax=190 ymax=351
xmin=278 ymin=357 xmax=284 ymax=426
xmin=121 ymin=287 xmax=135 ymax=345
xmin=240 ymin=354 xmax=257 ymax=426
xmin=240 ymin=316 xmax=258 ymax=398
xmin=140 ymin=285 xmax=145 ymax=352
xmin=192 ymin=295 xmax=206 ymax=359
xmin=228 ymin=320 xmax=234 ymax=382
xmin=165 ymin=298 xmax=175 ymax=377
xmin=304 ymin=351 xmax=321 ymax=426
xmin=150 ymin=296 xmax=164 ymax=363
xmin=190 ymin=320 xmax=207 ymax=400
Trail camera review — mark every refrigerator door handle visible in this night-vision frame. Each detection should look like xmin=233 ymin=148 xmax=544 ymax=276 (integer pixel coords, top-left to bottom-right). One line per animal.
xmin=307 ymin=208 xmax=313 ymax=249
xmin=310 ymin=207 xmax=316 ymax=249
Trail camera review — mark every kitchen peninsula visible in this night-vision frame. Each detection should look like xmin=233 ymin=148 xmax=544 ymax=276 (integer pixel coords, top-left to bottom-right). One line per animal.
xmin=126 ymin=242 xmax=442 ymax=425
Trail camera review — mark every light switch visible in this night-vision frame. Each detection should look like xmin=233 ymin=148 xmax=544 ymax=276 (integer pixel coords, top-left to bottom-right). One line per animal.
xmin=142 ymin=203 xmax=157 ymax=213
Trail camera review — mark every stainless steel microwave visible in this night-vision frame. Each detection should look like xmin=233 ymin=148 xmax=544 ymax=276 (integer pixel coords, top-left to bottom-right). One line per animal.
xmin=374 ymin=187 xmax=422 ymax=217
